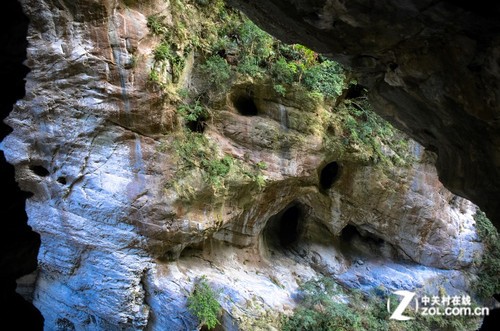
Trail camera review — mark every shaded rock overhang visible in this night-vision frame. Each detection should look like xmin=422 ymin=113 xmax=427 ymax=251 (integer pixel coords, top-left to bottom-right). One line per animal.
xmin=227 ymin=0 xmax=500 ymax=226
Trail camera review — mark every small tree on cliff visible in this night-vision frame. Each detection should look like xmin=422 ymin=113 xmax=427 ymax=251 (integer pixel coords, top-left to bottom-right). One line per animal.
xmin=187 ymin=276 xmax=221 ymax=330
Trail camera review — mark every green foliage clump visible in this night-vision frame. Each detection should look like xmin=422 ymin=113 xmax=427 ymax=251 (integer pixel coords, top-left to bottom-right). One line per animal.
xmin=282 ymin=278 xmax=362 ymax=331
xmin=202 ymin=156 xmax=233 ymax=188
xmin=237 ymin=56 xmax=264 ymax=77
xmin=321 ymin=89 xmax=413 ymax=167
xmin=283 ymin=278 xmax=479 ymax=331
xmin=187 ymin=276 xmax=221 ymax=330
xmin=152 ymin=42 xmax=185 ymax=83
xmin=172 ymin=130 xmax=267 ymax=195
xmin=271 ymin=57 xmax=298 ymax=86
xmin=146 ymin=15 xmax=167 ymax=35
xmin=172 ymin=130 xmax=240 ymax=195
xmin=178 ymin=100 xmax=208 ymax=123
xmin=146 ymin=0 xmax=230 ymax=89
xmin=302 ymin=60 xmax=345 ymax=99
xmin=472 ymin=209 xmax=500 ymax=298
xmin=174 ymin=132 xmax=210 ymax=167
xmin=200 ymin=55 xmax=232 ymax=92
xmin=238 ymin=20 xmax=275 ymax=60
xmin=146 ymin=1 xmax=347 ymax=101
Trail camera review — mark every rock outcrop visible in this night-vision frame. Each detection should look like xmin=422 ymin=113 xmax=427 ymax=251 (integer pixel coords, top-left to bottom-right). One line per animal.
xmin=0 ymin=0 xmax=495 ymax=329
xmin=227 ymin=0 xmax=500 ymax=227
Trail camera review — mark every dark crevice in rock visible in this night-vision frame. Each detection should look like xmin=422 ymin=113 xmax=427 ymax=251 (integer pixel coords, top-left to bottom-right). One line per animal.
xmin=340 ymin=224 xmax=383 ymax=246
xmin=0 ymin=0 xmax=43 ymax=327
xmin=179 ymin=242 xmax=204 ymax=259
xmin=233 ymin=94 xmax=259 ymax=116
xmin=336 ymin=224 xmax=396 ymax=261
xmin=340 ymin=224 xmax=361 ymax=242
xmin=319 ymin=161 xmax=340 ymax=191
xmin=56 ymin=318 xmax=75 ymax=331
xmin=479 ymin=294 xmax=500 ymax=331
xmin=29 ymin=165 xmax=50 ymax=177
xmin=344 ymin=83 xmax=366 ymax=100
xmin=185 ymin=120 xmax=206 ymax=133
xmin=278 ymin=205 xmax=302 ymax=247
xmin=57 ymin=176 xmax=67 ymax=185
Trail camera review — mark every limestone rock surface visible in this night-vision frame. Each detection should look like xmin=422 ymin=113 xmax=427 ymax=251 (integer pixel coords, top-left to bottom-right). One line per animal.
xmin=0 ymin=0 xmax=493 ymax=329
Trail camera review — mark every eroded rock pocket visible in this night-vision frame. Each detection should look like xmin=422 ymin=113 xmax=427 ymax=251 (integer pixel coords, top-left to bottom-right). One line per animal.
xmin=262 ymin=203 xmax=306 ymax=254
xmin=319 ymin=161 xmax=340 ymax=190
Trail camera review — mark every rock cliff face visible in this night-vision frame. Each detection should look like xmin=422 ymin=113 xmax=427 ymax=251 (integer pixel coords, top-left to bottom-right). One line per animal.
xmin=0 ymin=0 xmax=495 ymax=329
xmin=227 ymin=0 xmax=500 ymax=227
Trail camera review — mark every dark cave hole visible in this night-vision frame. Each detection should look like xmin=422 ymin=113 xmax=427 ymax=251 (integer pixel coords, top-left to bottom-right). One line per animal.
xmin=233 ymin=95 xmax=258 ymax=116
xmin=185 ymin=119 xmax=206 ymax=133
xmin=319 ymin=161 xmax=340 ymax=190
xmin=179 ymin=242 xmax=203 ymax=259
xmin=480 ymin=294 xmax=500 ymax=330
xmin=263 ymin=203 xmax=304 ymax=253
xmin=0 ymin=0 xmax=43 ymax=327
xmin=480 ymin=308 xmax=500 ymax=330
xmin=340 ymin=224 xmax=384 ymax=245
xmin=340 ymin=224 xmax=360 ymax=242
xmin=57 ymin=176 xmax=67 ymax=185
xmin=279 ymin=205 xmax=301 ymax=246
xmin=337 ymin=224 xmax=387 ymax=260
xmin=29 ymin=165 xmax=50 ymax=177
xmin=344 ymin=83 xmax=366 ymax=100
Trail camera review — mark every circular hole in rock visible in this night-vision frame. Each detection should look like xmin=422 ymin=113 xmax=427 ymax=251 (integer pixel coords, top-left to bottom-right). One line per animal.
xmin=29 ymin=165 xmax=49 ymax=177
xmin=319 ymin=161 xmax=340 ymax=190
xmin=233 ymin=95 xmax=258 ymax=116
xmin=263 ymin=203 xmax=304 ymax=253
xmin=57 ymin=177 xmax=67 ymax=185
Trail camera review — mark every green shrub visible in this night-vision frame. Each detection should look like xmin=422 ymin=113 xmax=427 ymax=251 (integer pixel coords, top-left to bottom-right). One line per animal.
xmin=302 ymin=60 xmax=345 ymax=99
xmin=173 ymin=131 xmax=235 ymax=192
xmin=200 ymin=55 xmax=232 ymax=92
xmin=154 ymin=43 xmax=172 ymax=61
xmin=202 ymin=155 xmax=233 ymax=188
xmin=473 ymin=209 xmax=500 ymax=298
xmin=238 ymin=20 xmax=274 ymax=60
xmin=273 ymin=84 xmax=287 ymax=97
xmin=187 ymin=276 xmax=221 ymax=329
xmin=174 ymin=132 xmax=206 ymax=162
xmin=282 ymin=277 xmax=479 ymax=331
xmin=282 ymin=278 xmax=362 ymax=331
xmin=237 ymin=56 xmax=264 ymax=77
xmin=271 ymin=57 xmax=298 ymax=86
xmin=153 ymin=42 xmax=186 ymax=83
xmin=146 ymin=15 xmax=167 ymax=35
xmin=178 ymin=101 xmax=208 ymax=123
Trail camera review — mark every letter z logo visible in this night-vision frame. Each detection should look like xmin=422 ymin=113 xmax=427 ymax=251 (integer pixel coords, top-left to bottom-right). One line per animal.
xmin=388 ymin=290 xmax=417 ymax=321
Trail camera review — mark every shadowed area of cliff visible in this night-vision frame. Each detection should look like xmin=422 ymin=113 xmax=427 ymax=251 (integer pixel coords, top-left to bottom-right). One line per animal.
xmin=0 ymin=0 xmax=43 ymax=328
xmin=227 ymin=0 xmax=500 ymax=228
